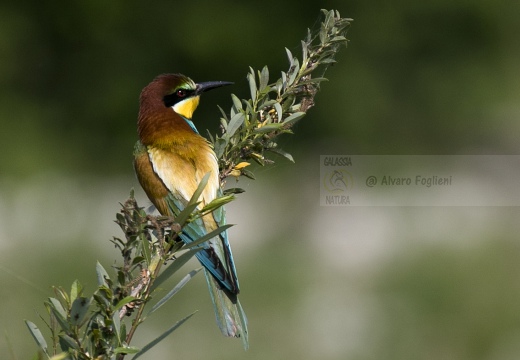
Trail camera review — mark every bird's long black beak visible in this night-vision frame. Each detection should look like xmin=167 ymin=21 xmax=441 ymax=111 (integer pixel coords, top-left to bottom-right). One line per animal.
xmin=196 ymin=81 xmax=233 ymax=95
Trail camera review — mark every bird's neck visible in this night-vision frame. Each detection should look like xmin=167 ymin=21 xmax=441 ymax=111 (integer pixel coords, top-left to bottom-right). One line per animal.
xmin=138 ymin=105 xmax=199 ymax=145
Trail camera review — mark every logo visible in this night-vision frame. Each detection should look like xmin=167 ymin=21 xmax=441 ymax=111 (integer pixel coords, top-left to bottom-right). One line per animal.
xmin=323 ymin=169 xmax=353 ymax=193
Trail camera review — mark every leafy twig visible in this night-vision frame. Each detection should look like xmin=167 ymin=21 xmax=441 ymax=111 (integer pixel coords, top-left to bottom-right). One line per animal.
xmin=26 ymin=186 xmax=220 ymax=360
xmin=213 ymin=9 xmax=352 ymax=186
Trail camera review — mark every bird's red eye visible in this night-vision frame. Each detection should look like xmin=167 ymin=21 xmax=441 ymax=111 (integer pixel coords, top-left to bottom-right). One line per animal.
xmin=176 ymin=89 xmax=187 ymax=97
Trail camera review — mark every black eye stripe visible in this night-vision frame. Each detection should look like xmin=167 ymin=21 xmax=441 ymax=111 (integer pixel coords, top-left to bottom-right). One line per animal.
xmin=163 ymin=88 xmax=195 ymax=107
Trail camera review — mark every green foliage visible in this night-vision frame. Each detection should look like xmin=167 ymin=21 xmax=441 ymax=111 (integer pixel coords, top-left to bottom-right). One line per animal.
xmin=25 ymin=187 xmax=225 ymax=360
xmin=25 ymin=8 xmax=351 ymax=359
xmin=213 ymin=9 xmax=351 ymax=184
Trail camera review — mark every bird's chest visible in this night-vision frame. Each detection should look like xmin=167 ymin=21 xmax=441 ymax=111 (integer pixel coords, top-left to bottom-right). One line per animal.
xmin=147 ymin=143 xmax=219 ymax=205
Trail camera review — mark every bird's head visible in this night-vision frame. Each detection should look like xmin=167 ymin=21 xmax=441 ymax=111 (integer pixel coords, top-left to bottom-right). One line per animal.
xmin=163 ymin=74 xmax=233 ymax=120
xmin=138 ymin=73 xmax=232 ymax=145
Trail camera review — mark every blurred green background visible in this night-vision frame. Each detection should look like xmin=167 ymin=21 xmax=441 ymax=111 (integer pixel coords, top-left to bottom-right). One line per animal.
xmin=1 ymin=1 xmax=520 ymax=359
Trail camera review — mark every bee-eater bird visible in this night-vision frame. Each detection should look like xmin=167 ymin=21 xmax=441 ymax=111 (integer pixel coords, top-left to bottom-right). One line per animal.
xmin=133 ymin=73 xmax=248 ymax=348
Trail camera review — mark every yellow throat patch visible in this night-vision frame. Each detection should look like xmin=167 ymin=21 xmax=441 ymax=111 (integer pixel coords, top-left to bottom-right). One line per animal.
xmin=172 ymin=96 xmax=200 ymax=119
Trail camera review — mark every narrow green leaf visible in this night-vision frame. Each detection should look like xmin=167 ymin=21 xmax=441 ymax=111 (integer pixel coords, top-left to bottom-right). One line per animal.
xmin=112 ymin=310 xmax=121 ymax=345
xmin=285 ymin=48 xmax=294 ymax=66
xmin=283 ymin=99 xmax=300 ymax=118
xmin=305 ymin=27 xmax=312 ymax=43
xmin=53 ymin=287 xmax=69 ymax=308
xmin=247 ymin=72 xmax=257 ymax=103
xmin=25 ymin=320 xmax=48 ymax=354
xmin=49 ymin=307 xmax=70 ymax=333
xmin=148 ymin=268 xmax=202 ymax=316
xmin=295 ymin=77 xmax=329 ymax=87
xmin=48 ymin=298 xmax=67 ymax=320
xmin=230 ymin=104 xmax=237 ymax=118
xmin=198 ymin=194 xmax=235 ymax=215
xmin=58 ymin=334 xmax=79 ymax=352
xmin=324 ymin=9 xmax=334 ymax=29
xmin=254 ymin=123 xmax=283 ymax=133
xmin=275 ymin=78 xmax=283 ymax=94
xmin=70 ymin=280 xmax=82 ymax=304
xmin=223 ymin=187 xmax=245 ymax=195
xmin=132 ymin=312 xmax=197 ymax=360
xmin=183 ymin=224 xmax=233 ymax=250
xmin=258 ymin=99 xmax=278 ymax=110
xmin=174 ymin=201 xmax=199 ymax=227
xmin=49 ymin=354 xmax=69 ymax=360
xmin=319 ymin=23 xmax=327 ymax=44
xmin=287 ymin=58 xmax=300 ymax=86
xmin=114 ymin=346 xmax=140 ymax=354
xmin=251 ymin=154 xmax=265 ymax=166
xmin=140 ymin=230 xmax=152 ymax=266
xmin=268 ymin=147 xmax=295 ymax=162
xmin=131 ymin=257 xmax=145 ymax=267
xmin=274 ymin=102 xmax=283 ymax=123
xmin=281 ymin=71 xmax=287 ymax=90
xmin=96 ymin=261 xmax=110 ymax=287
xmin=241 ymin=169 xmax=256 ymax=179
xmin=301 ymin=40 xmax=308 ymax=63
xmin=231 ymin=93 xmax=242 ymax=112
xmin=320 ymin=58 xmax=337 ymax=64
xmin=35 ymin=309 xmax=51 ymax=333
xmin=70 ymin=296 xmax=92 ymax=326
xmin=259 ymin=65 xmax=269 ymax=91
xmin=282 ymin=111 xmax=306 ymax=126
xmin=243 ymin=102 xmax=254 ymax=126
xmin=224 ymin=112 xmax=245 ymax=140
xmin=219 ymin=117 xmax=228 ymax=131
xmin=152 ymin=248 xmax=201 ymax=291
xmin=217 ymin=105 xmax=229 ymax=121
xmin=214 ymin=137 xmax=227 ymax=159
xmin=46 ymin=303 xmax=58 ymax=335
xmin=93 ymin=290 xmax=111 ymax=309
xmin=120 ymin=321 xmax=127 ymax=345
xmin=206 ymin=129 xmax=214 ymax=143
xmin=331 ymin=35 xmax=347 ymax=42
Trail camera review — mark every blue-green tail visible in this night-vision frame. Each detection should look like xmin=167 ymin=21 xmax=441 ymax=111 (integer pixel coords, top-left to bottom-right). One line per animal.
xmin=204 ymin=269 xmax=248 ymax=349
xmin=167 ymin=193 xmax=249 ymax=348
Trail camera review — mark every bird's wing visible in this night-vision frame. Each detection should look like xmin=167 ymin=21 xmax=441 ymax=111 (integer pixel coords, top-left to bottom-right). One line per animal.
xmin=165 ymin=188 xmax=240 ymax=294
